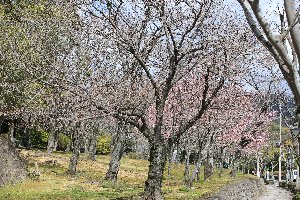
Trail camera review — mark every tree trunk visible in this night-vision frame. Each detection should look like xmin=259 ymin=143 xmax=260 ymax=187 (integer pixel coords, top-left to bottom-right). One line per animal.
xmin=194 ymin=134 xmax=205 ymax=182
xmin=230 ymin=166 xmax=237 ymax=177
xmin=0 ymin=135 xmax=27 ymax=186
xmin=24 ymin=127 xmax=31 ymax=150
xmin=191 ymin=159 xmax=201 ymax=183
xmin=184 ymin=150 xmax=191 ymax=187
xmin=86 ymin=133 xmax=97 ymax=161
xmin=69 ymin=133 xmax=80 ymax=175
xmin=204 ymin=150 xmax=214 ymax=181
xmin=218 ymin=158 xmax=223 ymax=178
xmin=0 ymin=116 xmax=4 ymax=130
xmin=218 ymin=149 xmax=224 ymax=178
xmin=167 ymin=153 xmax=172 ymax=177
xmin=8 ymin=119 xmax=15 ymax=147
xmin=143 ymin=138 xmax=167 ymax=200
xmin=47 ymin=130 xmax=59 ymax=154
xmin=167 ymin=140 xmax=176 ymax=177
xmin=105 ymin=122 xmax=126 ymax=181
xmin=230 ymin=159 xmax=237 ymax=177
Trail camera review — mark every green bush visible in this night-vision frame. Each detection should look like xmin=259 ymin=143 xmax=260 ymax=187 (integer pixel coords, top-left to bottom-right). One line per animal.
xmin=279 ymin=181 xmax=287 ymax=188
xmin=293 ymin=193 xmax=300 ymax=200
xmin=96 ymin=135 xmax=111 ymax=155
xmin=30 ymin=129 xmax=48 ymax=149
xmin=264 ymin=179 xmax=274 ymax=185
xmin=288 ymin=182 xmax=297 ymax=193
xmin=57 ymin=133 xmax=70 ymax=151
xmin=294 ymin=188 xmax=300 ymax=195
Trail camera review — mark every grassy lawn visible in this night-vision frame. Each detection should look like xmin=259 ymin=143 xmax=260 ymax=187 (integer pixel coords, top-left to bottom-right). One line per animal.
xmin=0 ymin=150 xmax=254 ymax=200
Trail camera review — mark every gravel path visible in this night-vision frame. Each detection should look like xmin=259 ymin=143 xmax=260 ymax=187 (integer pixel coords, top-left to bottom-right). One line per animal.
xmin=257 ymin=184 xmax=293 ymax=200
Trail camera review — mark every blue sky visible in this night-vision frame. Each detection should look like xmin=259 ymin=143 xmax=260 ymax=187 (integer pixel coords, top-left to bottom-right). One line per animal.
xmin=225 ymin=0 xmax=291 ymax=94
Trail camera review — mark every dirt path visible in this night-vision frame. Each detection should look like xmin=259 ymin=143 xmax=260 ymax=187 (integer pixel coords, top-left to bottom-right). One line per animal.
xmin=257 ymin=184 xmax=293 ymax=200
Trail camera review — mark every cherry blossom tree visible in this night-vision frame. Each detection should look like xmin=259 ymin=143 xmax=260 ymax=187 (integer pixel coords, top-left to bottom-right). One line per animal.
xmin=236 ymin=0 xmax=300 ymax=160
xmin=177 ymin=84 xmax=274 ymax=186
xmin=0 ymin=0 xmax=84 ymax=185
xmin=75 ymin=0 xmax=263 ymax=198
xmin=212 ymin=91 xmax=274 ymax=179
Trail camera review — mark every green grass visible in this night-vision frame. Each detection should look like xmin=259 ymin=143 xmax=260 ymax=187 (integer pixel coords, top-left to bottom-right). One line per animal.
xmin=0 ymin=150 xmax=254 ymax=200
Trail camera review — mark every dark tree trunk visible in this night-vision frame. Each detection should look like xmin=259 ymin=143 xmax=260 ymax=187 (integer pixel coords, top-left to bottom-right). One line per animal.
xmin=105 ymin=122 xmax=126 ymax=181
xmin=143 ymin=137 xmax=167 ymax=200
xmin=23 ymin=116 xmax=32 ymax=150
xmin=24 ymin=127 xmax=31 ymax=150
xmin=0 ymin=116 xmax=4 ymax=129
xmin=47 ymin=130 xmax=59 ymax=154
xmin=69 ymin=131 xmax=80 ymax=175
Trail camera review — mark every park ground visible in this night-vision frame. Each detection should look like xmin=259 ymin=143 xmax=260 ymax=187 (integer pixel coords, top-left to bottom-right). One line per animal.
xmin=0 ymin=150 xmax=253 ymax=200
xmin=257 ymin=184 xmax=292 ymax=200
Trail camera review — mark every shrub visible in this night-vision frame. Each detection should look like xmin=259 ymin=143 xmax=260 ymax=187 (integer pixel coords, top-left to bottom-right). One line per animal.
xmin=294 ymin=187 xmax=300 ymax=195
xmin=96 ymin=135 xmax=111 ymax=155
xmin=264 ymin=179 xmax=274 ymax=185
xmin=279 ymin=181 xmax=287 ymax=188
xmin=30 ymin=129 xmax=48 ymax=149
xmin=293 ymin=194 xmax=300 ymax=200
xmin=288 ymin=182 xmax=297 ymax=193
xmin=57 ymin=133 xmax=70 ymax=151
